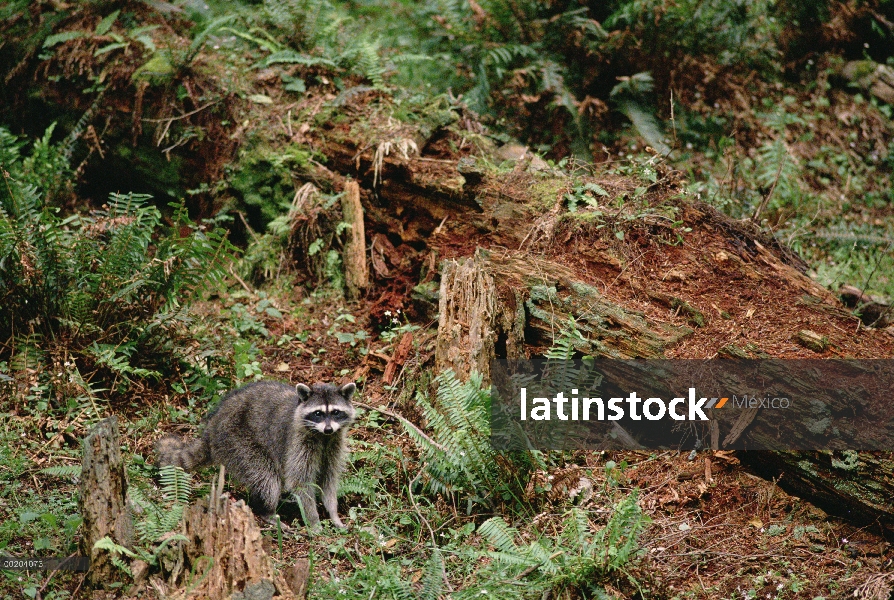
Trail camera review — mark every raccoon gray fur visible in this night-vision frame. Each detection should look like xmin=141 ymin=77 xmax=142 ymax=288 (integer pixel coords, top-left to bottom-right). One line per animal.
xmin=155 ymin=380 xmax=356 ymax=528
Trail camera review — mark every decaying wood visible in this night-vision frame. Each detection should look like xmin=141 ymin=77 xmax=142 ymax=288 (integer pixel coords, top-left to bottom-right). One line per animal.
xmin=435 ymin=254 xmax=499 ymax=381
xmin=304 ymin=104 xmax=894 ymax=534
xmin=282 ymin=559 xmax=310 ymax=599
xmin=793 ymin=329 xmax=829 ymax=352
xmin=79 ymin=416 xmax=134 ymax=588
xmin=78 ymin=439 xmax=307 ymax=598
xmin=435 ymin=250 xmax=692 ymax=382
xmin=741 ymin=451 xmax=894 ymax=538
xmin=158 ymin=495 xmax=299 ymax=600
xmin=383 ymin=331 xmax=414 ymax=385
xmin=341 ymin=180 xmax=369 ymax=299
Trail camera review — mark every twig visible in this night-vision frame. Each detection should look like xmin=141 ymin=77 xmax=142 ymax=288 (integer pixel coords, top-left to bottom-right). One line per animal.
xmin=70 ymin=573 xmax=87 ymax=599
xmin=751 ymin=151 xmax=786 ymax=224
xmin=228 ymin=266 xmax=254 ymax=296
xmin=235 ymin=210 xmax=261 ymax=243
xmin=355 ymin=401 xmax=446 ymax=452
xmin=141 ymin=100 xmax=220 ymax=123
xmin=860 ymin=240 xmax=891 ymax=313
xmin=506 ymin=550 xmax=563 ymax=582
xmin=414 ymin=157 xmax=457 ymax=164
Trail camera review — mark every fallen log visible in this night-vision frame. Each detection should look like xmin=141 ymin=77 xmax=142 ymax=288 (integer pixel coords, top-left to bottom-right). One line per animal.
xmin=294 ymin=101 xmax=894 ymax=534
xmin=740 ymin=451 xmax=894 ymax=538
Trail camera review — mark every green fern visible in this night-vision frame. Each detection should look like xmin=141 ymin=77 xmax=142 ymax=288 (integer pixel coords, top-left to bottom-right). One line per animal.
xmin=1 ymin=125 xmax=236 ymax=393
xmin=596 ymin=490 xmax=648 ymax=571
xmin=755 ymin=138 xmax=801 ymax=205
xmin=539 ymin=318 xmax=603 ymax=404
xmin=419 ymin=549 xmax=446 ymax=600
xmin=130 ymin=465 xmax=192 ymax=544
xmin=407 ymin=371 xmax=496 ymax=501
xmin=404 ymin=369 xmax=543 ymax=511
xmin=338 ymin=474 xmax=377 ymax=500
xmin=39 ymin=465 xmax=83 ymax=479
xmin=352 ymin=38 xmax=385 ymax=87
xmin=474 ymin=493 xmax=649 ymax=595
xmin=93 ymin=537 xmax=137 ymax=577
xmin=259 ymin=49 xmax=336 ymax=68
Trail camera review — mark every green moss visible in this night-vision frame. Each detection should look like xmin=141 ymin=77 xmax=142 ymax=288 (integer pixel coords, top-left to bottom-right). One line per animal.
xmin=529 ymin=178 xmax=567 ymax=210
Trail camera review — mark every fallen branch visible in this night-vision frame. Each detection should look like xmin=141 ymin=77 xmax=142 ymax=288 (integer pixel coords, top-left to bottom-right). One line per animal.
xmin=355 ymin=401 xmax=445 ymax=452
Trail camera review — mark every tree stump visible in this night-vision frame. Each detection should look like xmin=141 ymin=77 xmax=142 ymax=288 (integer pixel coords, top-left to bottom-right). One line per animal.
xmin=435 ymin=250 xmax=692 ymax=382
xmin=155 ymin=493 xmax=302 ymax=600
xmin=79 ymin=416 xmax=134 ymax=588
xmin=435 ymin=254 xmax=500 ymax=381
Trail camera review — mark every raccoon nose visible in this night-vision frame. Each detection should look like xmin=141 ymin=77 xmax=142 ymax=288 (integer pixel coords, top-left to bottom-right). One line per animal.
xmin=323 ymin=424 xmax=334 ymax=434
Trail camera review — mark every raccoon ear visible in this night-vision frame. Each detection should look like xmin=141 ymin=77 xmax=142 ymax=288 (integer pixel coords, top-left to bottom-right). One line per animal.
xmin=295 ymin=383 xmax=312 ymax=401
xmin=339 ymin=382 xmax=356 ymax=400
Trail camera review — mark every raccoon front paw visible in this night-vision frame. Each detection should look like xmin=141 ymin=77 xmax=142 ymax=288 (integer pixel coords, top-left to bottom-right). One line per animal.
xmin=261 ymin=515 xmax=294 ymax=534
xmin=330 ymin=516 xmax=346 ymax=529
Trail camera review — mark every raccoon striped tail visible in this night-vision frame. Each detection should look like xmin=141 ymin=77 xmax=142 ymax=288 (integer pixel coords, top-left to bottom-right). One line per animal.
xmin=155 ymin=435 xmax=210 ymax=471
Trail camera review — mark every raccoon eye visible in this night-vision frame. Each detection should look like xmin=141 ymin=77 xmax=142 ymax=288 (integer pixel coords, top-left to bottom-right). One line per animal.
xmin=313 ymin=410 xmax=324 ymax=418
xmin=331 ymin=409 xmax=342 ymax=417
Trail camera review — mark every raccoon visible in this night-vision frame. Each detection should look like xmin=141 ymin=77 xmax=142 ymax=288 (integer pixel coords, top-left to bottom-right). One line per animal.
xmin=156 ymin=380 xmax=356 ymax=528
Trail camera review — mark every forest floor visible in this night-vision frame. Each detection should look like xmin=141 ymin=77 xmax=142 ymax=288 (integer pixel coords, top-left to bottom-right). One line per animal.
xmin=2 ymin=1 xmax=894 ymax=599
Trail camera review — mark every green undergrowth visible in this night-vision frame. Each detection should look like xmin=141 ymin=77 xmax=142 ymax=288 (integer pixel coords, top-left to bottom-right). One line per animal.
xmin=285 ymin=370 xmax=652 ymax=599
xmin=0 ymin=124 xmax=238 ymax=401
xmin=197 ymin=0 xmax=893 ymax=300
xmin=1 ymin=1 xmax=893 ymax=597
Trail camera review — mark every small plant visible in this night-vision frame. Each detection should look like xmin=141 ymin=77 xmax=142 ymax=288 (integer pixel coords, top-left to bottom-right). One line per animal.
xmin=474 ymin=492 xmax=649 ymax=596
xmin=406 ymin=370 xmax=537 ymax=513
xmin=94 ymin=465 xmax=193 ymax=578
xmin=233 ymin=339 xmax=264 ymax=382
xmin=564 ymin=182 xmax=609 ymax=214
xmin=0 ymin=125 xmax=235 ymax=396
xmin=379 ymin=309 xmax=420 ymax=343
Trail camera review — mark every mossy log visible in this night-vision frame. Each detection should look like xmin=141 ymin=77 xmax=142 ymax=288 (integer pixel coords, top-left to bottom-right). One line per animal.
xmin=740 ymin=451 xmax=894 ymax=537
xmin=347 ymin=133 xmax=894 ymax=535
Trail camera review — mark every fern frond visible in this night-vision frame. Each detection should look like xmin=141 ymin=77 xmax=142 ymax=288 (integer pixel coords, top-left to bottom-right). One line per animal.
xmin=419 ymin=549 xmax=445 ymax=600
xmin=158 ymin=465 xmax=192 ymax=506
xmin=260 ymin=49 xmax=336 ymax=68
xmin=478 ymin=517 xmax=519 ymax=553
xmin=337 ymin=474 xmax=377 ymax=499
xmin=39 ymin=465 xmax=82 ymax=479
xmin=597 ymin=489 xmax=649 ymax=570
xmin=617 ymin=99 xmax=671 ymax=156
